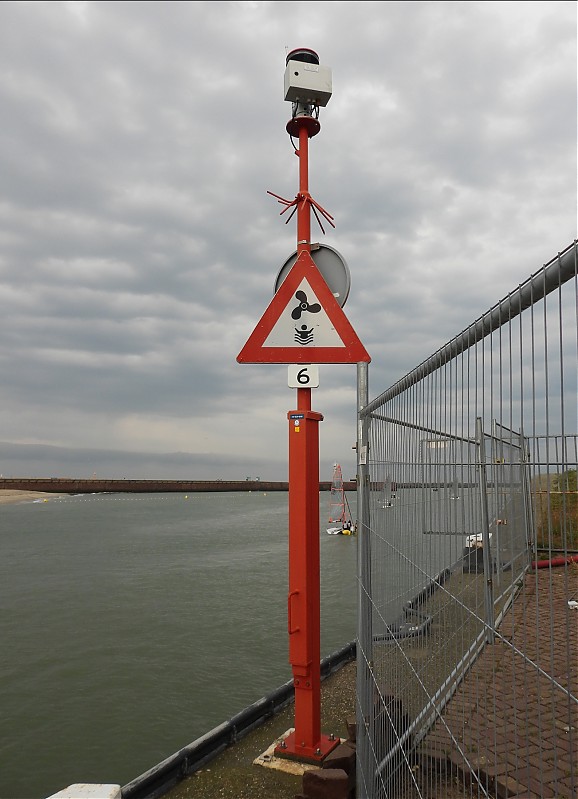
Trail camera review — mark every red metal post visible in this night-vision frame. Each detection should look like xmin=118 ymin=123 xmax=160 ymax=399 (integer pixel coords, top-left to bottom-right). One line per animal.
xmin=275 ymin=116 xmax=339 ymax=763
xmin=281 ymin=400 xmax=325 ymax=760
xmin=297 ymin=124 xmax=311 ymax=256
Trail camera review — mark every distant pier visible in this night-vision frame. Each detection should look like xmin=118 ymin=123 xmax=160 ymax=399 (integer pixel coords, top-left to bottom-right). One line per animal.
xmin=0 ymin=477 xmax=357 ymax=494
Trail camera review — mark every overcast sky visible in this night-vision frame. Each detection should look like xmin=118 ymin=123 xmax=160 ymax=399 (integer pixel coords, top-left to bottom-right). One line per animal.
xmin=0 ymin=0 xmax=575 ymax=481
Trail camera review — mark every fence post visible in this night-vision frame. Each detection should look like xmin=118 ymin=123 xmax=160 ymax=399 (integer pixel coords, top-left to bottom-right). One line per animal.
xmin=476 ymin=417 xmax=495 ymax=644
xmin=356 ymin=361 xmax=373 ymax=798
xmin=520 ymin=429 xmax=535 ymax=564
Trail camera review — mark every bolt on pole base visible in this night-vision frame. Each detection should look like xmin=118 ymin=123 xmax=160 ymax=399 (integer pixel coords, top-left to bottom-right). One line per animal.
xmin=274 ymin=730 xmax=340 ymax=764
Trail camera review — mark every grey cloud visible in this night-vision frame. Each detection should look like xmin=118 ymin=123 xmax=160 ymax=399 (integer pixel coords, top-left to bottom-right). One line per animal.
xmin=0 ymin=0 xmax=574 ymax=478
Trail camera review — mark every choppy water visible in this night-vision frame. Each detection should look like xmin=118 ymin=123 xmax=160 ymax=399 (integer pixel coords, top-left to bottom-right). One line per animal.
xmin=0 ymin=492 xmax=357 ymax=799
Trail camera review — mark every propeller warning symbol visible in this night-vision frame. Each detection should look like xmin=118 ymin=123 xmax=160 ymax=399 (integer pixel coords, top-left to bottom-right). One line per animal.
xmin=291 ymin=290 xmax=321 ymax=320
xmin=291 ymin=290 xmax=320 ymax=345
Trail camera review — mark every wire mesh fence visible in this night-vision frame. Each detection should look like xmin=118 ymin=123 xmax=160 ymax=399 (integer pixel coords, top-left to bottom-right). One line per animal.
xmin=356 ymin=242 xmax=578 ymax=798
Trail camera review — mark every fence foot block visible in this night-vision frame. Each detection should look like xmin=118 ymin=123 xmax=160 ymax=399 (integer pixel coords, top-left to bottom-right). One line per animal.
xmin=344 ymin=716 xmax=356 ymax=742
xmin=302 ymin=768 xmax=350 ymax=799
xmin=321 ymin=741 xmax=355 ymax=771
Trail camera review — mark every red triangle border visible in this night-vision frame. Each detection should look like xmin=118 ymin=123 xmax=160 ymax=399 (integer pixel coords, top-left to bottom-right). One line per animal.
xmin=237 ymin=251 xmax=370 ymax=364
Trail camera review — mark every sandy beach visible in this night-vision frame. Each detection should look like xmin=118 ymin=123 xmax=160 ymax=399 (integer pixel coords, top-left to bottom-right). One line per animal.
xmin=0 ymin=490 xmax=61 ymax=505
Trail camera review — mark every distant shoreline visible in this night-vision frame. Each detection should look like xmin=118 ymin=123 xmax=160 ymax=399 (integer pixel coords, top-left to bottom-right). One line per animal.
xmin=0 ymin=490 xmax=62 ymax=505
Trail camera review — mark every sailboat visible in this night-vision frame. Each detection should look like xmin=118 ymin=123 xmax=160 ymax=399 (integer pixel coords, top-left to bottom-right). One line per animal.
xmin=327 ymin=464 xmax=355 ymax=535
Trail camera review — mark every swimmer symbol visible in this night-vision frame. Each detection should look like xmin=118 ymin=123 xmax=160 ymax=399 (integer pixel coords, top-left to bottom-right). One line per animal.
xmin=295 ymin=325 xmax=314 ymax=345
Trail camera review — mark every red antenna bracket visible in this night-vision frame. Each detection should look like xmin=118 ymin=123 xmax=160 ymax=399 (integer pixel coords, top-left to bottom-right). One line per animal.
xmin=267 ymin=190 xmax=335 ymax=235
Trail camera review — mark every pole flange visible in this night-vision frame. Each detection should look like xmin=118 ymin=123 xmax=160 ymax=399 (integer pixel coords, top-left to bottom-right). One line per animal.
xmin=274 ymin=730 xmax=340 ymax=764
xmin=286 ymin=115 xmax=320 ymax=138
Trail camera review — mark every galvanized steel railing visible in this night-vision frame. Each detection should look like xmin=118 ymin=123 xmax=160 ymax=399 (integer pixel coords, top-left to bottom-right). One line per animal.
xmin=356 ymin=242 xmax=578 ymax=798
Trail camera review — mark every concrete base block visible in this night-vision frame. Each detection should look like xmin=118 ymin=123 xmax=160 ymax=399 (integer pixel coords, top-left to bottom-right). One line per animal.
xmin=46 ymin=786 xmax=121 ymax=799
xmin=255 ymin=728 xmax=346 ymax=776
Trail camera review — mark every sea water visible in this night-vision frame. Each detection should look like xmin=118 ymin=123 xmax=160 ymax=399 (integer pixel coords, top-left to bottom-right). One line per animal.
xmin=0 ymin=492 xmax=357 ymax=799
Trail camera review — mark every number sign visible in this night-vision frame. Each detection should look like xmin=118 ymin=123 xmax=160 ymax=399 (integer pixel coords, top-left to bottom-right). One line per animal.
xmin=288 ymin=364 xmax=319 ymax=388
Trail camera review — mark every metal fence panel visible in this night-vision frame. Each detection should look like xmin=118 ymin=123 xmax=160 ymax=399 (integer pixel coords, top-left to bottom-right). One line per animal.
xmin=356 ymin=242 xmax=578 ymax=798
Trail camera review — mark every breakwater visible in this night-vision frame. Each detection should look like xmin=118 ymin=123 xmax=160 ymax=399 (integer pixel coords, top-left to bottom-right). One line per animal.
xmin=0 ymin=477 xmax=357 ymax=494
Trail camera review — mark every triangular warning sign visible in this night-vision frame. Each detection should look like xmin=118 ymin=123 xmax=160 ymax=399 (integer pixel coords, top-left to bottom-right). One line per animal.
xmin=237 ymin=251 xmax=370 ymax=364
